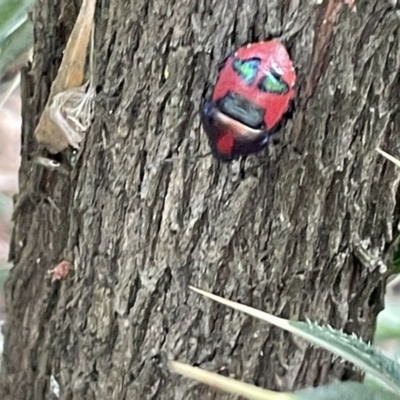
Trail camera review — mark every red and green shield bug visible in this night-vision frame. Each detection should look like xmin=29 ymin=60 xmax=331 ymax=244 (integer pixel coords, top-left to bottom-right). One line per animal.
xmin=201 ymin=40 xmax=296 ymax=161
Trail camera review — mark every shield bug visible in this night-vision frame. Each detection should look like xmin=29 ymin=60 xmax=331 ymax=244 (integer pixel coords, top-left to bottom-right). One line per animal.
xmin=201 ymin=40 xmax=296 ymax=161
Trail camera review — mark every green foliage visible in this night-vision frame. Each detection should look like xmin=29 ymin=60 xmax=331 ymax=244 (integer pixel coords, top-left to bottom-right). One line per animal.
xmin=292 ymin=320 xmax=400 ymax=393
xmin=0 ymin=266 xmax=7 ymax=367
xmin=0 ymin=265 xmax=9 ymax=289
xmin=375 ymin=150 xmax=400 ymax=274
xmin=0 ymin=0 xmax=33 ymax=79
xmin=375 ymin=300 xmax=400 ymax=343
xmin=392 ymin=244 xmax=400 ymax=273
xmin=0 ymin=192 xmax=13 ymax=224
xmin=297 ymin=381 xmax=399 ymax=400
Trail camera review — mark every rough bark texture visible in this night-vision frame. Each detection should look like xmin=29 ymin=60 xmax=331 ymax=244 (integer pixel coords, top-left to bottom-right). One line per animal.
xmin=1 ymin=0 xmax=400 ymax=399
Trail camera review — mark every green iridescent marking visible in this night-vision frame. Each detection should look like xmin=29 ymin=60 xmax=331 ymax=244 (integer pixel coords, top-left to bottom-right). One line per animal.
xmin=232 ymin=58 xmax=260 ymax=84
xmin=259 ymin=71 xmax=289 ymax=94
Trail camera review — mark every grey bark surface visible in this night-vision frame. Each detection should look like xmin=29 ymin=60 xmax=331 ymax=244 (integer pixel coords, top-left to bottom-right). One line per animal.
xmin=1 ymin=0 xmax=400 ymax=399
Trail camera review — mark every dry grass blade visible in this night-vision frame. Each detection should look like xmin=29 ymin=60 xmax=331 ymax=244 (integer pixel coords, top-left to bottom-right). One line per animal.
xmin=169 ymin=361 xmax=293 ymax=400
xmin=376 ymin=148 xmax=400 ymax=169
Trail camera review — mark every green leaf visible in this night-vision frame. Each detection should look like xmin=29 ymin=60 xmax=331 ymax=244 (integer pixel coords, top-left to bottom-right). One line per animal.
xmin=0 ymin=19 xmax=32 ymax=78
xmin=391 ymin=249 xmax=400 ymax=273
xmin=375 ymin=305 xmax=400 ymax=342
xmin=0 ymin=0 xmax=33 ymax=78
xmin=170 ymin=361 xmax=301 ymax=400
xmin=0 ymin=266 xmax=10 ymax=289
xmin=297 ymin=381 xmax=400 ymax=400
xmin=0 ymin=0 xmax=31 ymax=42
xmin=0 ymin=192 xmax=13 ymax=218
xmin=190 ymin=287 xmax=400 ymax=395
xmin=0 ymin=325 xmax=3 ymax=367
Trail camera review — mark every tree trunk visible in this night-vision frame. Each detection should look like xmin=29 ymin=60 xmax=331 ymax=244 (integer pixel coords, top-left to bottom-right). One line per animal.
xmin=1 ymin=1 xmax=400 ymax=399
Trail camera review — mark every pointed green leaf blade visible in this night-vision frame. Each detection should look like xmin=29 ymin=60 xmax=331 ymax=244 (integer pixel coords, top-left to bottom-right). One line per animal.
xmin=297 ymin=381 xmax=400 ymax=400
xmin=190 ymin=287 xmax=400 ymax=395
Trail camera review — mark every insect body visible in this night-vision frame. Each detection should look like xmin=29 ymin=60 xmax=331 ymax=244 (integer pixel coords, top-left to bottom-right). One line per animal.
xmin=201 ymin=40 xmax=296 ymax=161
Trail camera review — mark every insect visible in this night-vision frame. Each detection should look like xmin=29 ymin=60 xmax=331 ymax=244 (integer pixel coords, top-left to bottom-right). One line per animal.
xmin=201 ymin=40 xmax=296 ymax=161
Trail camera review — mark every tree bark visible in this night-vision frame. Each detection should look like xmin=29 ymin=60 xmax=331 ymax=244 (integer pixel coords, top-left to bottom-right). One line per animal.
xmin=1 ymin=0 xmax=400 ymax=399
